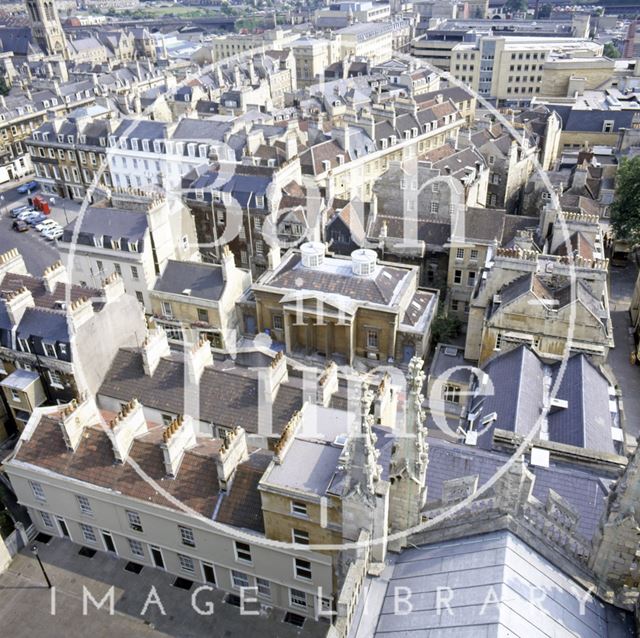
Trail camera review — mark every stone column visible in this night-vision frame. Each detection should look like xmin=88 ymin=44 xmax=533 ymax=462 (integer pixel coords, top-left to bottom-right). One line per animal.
xmin=284 ymin=312 xmax=293 ymax=354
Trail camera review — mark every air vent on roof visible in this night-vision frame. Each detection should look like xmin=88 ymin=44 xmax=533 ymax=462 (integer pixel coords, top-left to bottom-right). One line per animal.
xmin=464 ymin=430 xmax=477 ymax=446
xmin=549 ymin=398 xmax=568 ymax=410
xmin=182 ymin=288 xmax=192 ymax=296
xmin=530 ymin=447 xmax=549 ymax=468
xmin=444 ymin=346 xmax=458 ymax=357
xmin=333 ymin=433 xmax=348 ymax=448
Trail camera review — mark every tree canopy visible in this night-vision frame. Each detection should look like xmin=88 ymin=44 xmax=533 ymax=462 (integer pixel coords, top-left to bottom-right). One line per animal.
xmin=503 ymin=0 xmax=528 ymax=13
xmin=611 ymin=156 xmax=640 ymax=245
xmin=603 ymin=42 xmax=621 ymax=59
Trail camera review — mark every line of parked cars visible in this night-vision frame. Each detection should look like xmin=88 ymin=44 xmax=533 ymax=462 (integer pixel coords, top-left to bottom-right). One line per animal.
xmin=10 ymin=205 xmax=63 ymax=240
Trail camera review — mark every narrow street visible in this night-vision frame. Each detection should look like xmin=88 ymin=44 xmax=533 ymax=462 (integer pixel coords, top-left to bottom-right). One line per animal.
xmin=608 ymin=262 xmax=640 ymax=437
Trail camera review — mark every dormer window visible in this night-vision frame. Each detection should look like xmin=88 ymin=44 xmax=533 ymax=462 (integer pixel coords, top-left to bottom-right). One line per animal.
xmin=99 ymin=137 xmax=106 ymax=146
xmin=142 ymin=140 xmax=149 ymax=152
xmin=57 ymin=134 xmax=64 ymax=143
xmin=111 ymin=239 xmax=121 ymax=250
xmin=198 ymin=145 xmax=207 ymax=158
xmin=18 ymin=338 xmax=30 ymax=353
xmin=255 ymin=195 xmax=265 ymax=208
xmin=195 ymin=188 xmax=204 ymax=201
xmin=43 ymin=343 xmax=56 ymax=358
xmin=67 ymin=136 xmax=74 ymax=144
xmin=128 ymin=241 xmax=139 ymax=252
xmin=381 ymin=139 xmax=388 ymax=150
xmin=94 ymin=236 xmax=103 ymax=248
xmin=390 ymin=135 xmax=397 ymax=145
xmin=187 ymin=143 xmax=196 ymax=157
xmin=131 ymin=138 xmax=138 ymax=151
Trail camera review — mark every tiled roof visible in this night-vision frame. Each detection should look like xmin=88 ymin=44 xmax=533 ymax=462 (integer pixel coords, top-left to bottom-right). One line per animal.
xmin=215 ymin=451 xmax=272 ymax=533
xmin=14 ymin=415 xmax=221 ymax=517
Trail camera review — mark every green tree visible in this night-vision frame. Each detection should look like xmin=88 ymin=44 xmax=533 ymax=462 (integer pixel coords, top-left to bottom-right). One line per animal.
xmin=611 ymin=156 xmax=640 ymax=245
xmin=0 ymin=76 xmax=10 ymax=97
xmin=430 ymin=313 xmax=462 ymax=346
xmin=604 ymin=42 xmax=621 ymax=59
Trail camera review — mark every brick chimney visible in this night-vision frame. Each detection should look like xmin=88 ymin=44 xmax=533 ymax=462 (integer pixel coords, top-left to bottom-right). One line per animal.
xmin=58 ymin=396 xmax=101 ymax=452
xmin=186 ymin=336 xmax=213 ymax=385
xmin=4 ymin=286 xmax=34 ymax=326
xmin=161 ymin=415 xmax=196 ymax=477
xmin=141 ymin=324 xmax=170 ymax=376
xmin=108 ymin=398 xmax=148 ymax=463
xmin=67 ymin=296 xmax=94 ymax=333
xmin=42 ymin=260 xmax=68 ymax=294
xmin=0 ymin=249 xmax=27 ymax=280
xmin=215 ymin=426 xmax=248 ymax=491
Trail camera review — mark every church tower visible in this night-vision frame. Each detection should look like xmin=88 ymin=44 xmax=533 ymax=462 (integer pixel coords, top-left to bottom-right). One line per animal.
xmin=25 ymin=0 xmax=68 ymax=58
xmin=388 ymin=356 xmax=429 ymax=548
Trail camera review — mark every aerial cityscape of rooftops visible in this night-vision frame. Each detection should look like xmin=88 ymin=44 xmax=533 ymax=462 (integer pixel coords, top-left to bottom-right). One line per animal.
xmin=2 ymin=0 xmax=640 ymax=636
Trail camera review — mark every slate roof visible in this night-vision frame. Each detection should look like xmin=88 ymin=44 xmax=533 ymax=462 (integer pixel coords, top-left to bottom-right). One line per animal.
xmin=425 ymin=437 xmax=612 ymax=541
xmin=265 ymin=252 xmax=410 ymax=306
xmin=451 ymin=207 xmax=506 ymax=243
xmin=17 ymin=308 xmax=70 ymax=344
xmin=554 ymin=231 xmax=595 ymax=260
xmin=374 ymin=530 xmax=633 ymax=637
xmin=469 ymin=346 xmax=616 ymax=455
xmin=14 ymin=413 xmax=222 ymax=517
xmin=154 ymin=260 xmax=226 ymax=301
xmin=60 ymin=207 xmax=148 ymax=246
xmin=99 ymin=349 xmax=303 ymax=436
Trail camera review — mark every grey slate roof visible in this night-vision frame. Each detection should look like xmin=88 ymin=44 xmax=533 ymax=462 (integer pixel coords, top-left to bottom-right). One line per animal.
xmin=98 ymin=349 xmax=303 ymax=436
xmin=425 ymin=438 xmax=611 ymax=541
xmin=469 ymin=346 xmax=616 ymax=455
xmin=154 ymin=260 xmax=226 ymax=301
xmin=61 ymin=207 xmax=147 ymax=246
xmin=374 ymin=530 xmax=633 ymax=638
xmin=17 ymin=308 xmax=69 ymax=343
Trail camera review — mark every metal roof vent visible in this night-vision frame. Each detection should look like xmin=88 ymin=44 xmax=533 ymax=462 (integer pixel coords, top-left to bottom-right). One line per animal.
xmin=300 ymin=242 xmax=326 ymax=268
xmin=351 ymin=248 xmax=377 ymax=277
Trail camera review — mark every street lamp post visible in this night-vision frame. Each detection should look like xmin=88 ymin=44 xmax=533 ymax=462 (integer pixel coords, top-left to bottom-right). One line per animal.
xmin=0 ymin=194 xmax=5 ymax=217
xmin=31 ymin=545 xmax=52 ymax=589
xmin=50 ymin=197 xmax=69 ymax=225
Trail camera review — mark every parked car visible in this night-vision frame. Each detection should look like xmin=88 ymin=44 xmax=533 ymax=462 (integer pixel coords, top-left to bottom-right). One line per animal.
xmin=36 ymin=219 xmax=59 ymax=232
xmin=17 ymin=210 xmax=40 ymax=222
xmin=10 ymin=204 xmax=33 ymax=218
xmin=12 ymin=220 xmax=29 ymax=232
xmin=17 ymin=180 xmax=39 ymax=194
xmin=42 ymin=226 xmax=63 ymax=240
xmin=27 ymin=213 xmax=47 ymax=226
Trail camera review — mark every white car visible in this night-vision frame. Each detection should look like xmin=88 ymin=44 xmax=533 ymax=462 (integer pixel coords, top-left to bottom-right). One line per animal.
xmin=36 ymin=219 xmax=59 ymax=232
xmin=17 ymin=209 xmax=37 ymax=221
xmin=42 ymin=226 xmax=63 ymax=241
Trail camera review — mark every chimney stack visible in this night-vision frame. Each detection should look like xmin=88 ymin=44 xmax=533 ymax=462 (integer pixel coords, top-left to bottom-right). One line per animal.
xmin=161 ymin=415 xmax=197 ymax=477
xmin=141 ymin=323 xmax=170 ymax=376
xmin=315 ymin=360 xmax=338 ymax=406
xmin=102 ymin=271 xmax=126 ymax=303
xmin=42 ymin=260 xmax=67 ymax=294
xmin=4 ymin=286 xmax=34 ymax=326
xmin=186 ymin=336 xmax=213 ymax=385
xmin=108 ymin=398 xmax=148 ymax=463
xmin=58 ymin=395 xmax=101 ymax=452
xmin=221 ymin=244 xmax=236 ymax=282
xmin=260 ymin=351 xmax=288 ymax=402
xmin=216 ymin=427 xmax=249 ymax=491
xmin=67 ymin=296 xmax=94 ymax=334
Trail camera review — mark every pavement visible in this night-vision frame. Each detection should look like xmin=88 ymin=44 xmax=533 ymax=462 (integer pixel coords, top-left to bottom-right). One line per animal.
xmin=0 ymin=181 xmax=83 ymax=276
xmin=0 ymin=536 xmax=328 ymax=638
xmin=608 ymin=261 xmax=640 ymax=437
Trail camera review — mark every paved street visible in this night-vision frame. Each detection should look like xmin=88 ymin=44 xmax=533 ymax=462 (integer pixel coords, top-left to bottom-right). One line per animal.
xmin=0 ymin=536 xmax=327 ymax=638
xmin=0 ymin=182 xmax=82 ymax=276
xmin=608 ymin=261 xmax=640 ymax=437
